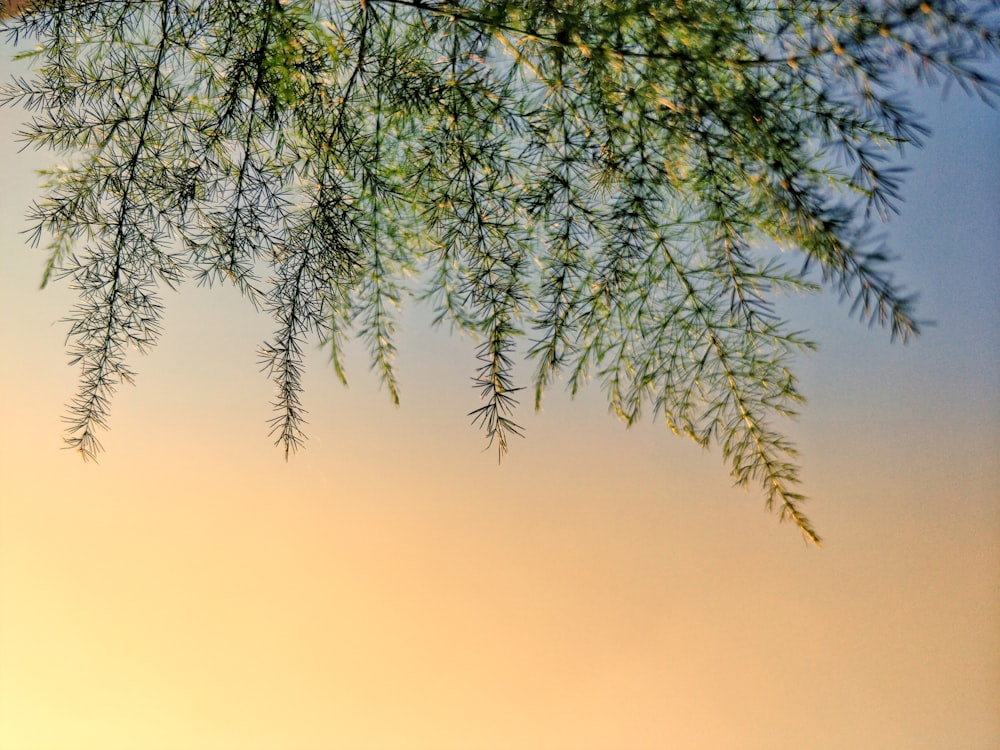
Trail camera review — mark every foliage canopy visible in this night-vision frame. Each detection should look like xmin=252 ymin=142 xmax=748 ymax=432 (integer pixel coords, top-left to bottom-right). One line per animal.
xmin=2 ymin=0 xmax=998 ymax=542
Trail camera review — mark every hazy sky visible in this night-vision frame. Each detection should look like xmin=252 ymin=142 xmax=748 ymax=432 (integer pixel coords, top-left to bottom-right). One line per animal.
xmin=1 ymin=33 xmax=998 ymax=750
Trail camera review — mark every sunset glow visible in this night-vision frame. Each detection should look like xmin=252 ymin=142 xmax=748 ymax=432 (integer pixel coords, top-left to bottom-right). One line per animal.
xmin=1 ymin=39 xmax=998 ymax=750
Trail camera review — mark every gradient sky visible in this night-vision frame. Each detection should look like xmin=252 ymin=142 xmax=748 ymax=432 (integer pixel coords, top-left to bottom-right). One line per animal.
xmin=1 ymin=34 xmax=998 ymax=750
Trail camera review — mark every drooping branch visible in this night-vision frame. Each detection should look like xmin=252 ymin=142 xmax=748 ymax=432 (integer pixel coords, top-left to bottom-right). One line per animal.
xmin=2 ymin=0 xmax=998 ymax=540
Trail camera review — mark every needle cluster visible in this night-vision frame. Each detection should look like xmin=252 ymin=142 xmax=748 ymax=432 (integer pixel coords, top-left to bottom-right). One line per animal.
xmin=2 ymin=0 xmax=998 ymax=542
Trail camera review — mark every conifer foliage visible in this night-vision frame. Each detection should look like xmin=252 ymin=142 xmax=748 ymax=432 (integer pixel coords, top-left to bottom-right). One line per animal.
xmin=2 ymin=1 xmax=998 ymax=541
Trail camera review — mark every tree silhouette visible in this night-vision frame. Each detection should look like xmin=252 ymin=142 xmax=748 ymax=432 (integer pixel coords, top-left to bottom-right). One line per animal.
xmin=2 ymin=0 xmax=998 ymax=542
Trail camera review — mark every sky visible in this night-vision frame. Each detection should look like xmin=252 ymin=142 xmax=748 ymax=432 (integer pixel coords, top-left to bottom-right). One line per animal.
xmin=1 ymin=29 xmax=998 ymax=750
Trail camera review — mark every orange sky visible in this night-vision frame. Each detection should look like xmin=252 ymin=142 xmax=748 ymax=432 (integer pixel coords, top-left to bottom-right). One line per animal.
xmin=1 ymin=41 xmax=998 ymax=750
